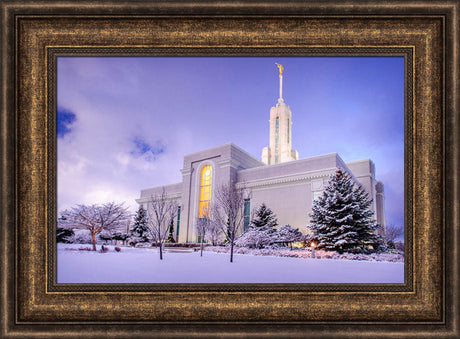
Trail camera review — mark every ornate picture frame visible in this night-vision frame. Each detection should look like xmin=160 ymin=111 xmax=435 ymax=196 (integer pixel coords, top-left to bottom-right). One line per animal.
xmin=1 ymin=1 xmax=458 ymax=338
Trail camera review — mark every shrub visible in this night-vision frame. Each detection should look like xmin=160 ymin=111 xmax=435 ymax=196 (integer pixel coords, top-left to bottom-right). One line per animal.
xmin=394 ymin=241 xmax=405 ymax=253
xmin=235 ymin=228 xmax=274 ymax=249
xmin=56 ymin=227 xmax=74 ymax=243
xmin=65 ymin=230 xmax=92 ymax=244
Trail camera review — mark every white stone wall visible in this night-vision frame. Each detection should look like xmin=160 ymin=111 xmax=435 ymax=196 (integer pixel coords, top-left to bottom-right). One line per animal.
xmin=345 ymin=159 xmax=378 ymax=221
xmin=175 ymin=143 xmax=264 ymax=243
xmin=238 ymin=153 xmax=345 ymax=231
xmin=249 ymin=182 xmax=312 ymax=233
xmin=138 ymin=144 xmax=386 ymax=242
xmin=135 ymin=183 xmax=183 ymax=242
xmin=375 ymin=181 xmax=386 ymax=235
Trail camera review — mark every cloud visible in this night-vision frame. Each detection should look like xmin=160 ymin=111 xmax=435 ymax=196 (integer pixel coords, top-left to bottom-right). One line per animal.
xmin=130 ymin=137 xmax=165 ymax=161
xmin=57 ymin=56 xmax=405 ymax=227
xmin=56 ymin=104 xmax=186 ymax=213
xmin=57 ymin=108 xmax=77 ymax=138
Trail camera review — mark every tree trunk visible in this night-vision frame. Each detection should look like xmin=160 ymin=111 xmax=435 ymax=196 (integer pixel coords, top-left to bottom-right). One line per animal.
xmin=159 ymin=242 xmax=163 ymax=260
xmin=230 ymin=240 xmax=234 ymax=263
xmin=91 ymin=231 xmax=97 ymax=251
xmin=200 ymin=241 xmax=203 ymax=257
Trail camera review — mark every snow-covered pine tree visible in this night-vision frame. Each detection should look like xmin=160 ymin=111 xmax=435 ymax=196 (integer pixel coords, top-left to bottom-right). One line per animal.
xmin=112 ymin=231 xmax=128 ymax=242
xmin=351 ymin=183 xmax=383 ymax=250
xmin=236 ymin=203 xmax=278 ymax=248
xmin=251 ymin=203 xmax=278 ymax=231
xmin=130 ymin=206 xmax=149 ymax=243
xmin=309 ymin=169 xmax=383 ymax=253
xmin=56 ymin=227 xmax=74 ymax=243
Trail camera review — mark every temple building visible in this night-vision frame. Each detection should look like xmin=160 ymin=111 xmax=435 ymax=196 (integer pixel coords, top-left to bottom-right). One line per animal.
xmin=136 ymin=65 xmax=386 ymax=243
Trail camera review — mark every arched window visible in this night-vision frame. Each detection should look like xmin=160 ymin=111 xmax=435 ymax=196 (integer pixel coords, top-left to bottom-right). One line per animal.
xmin=199 ymin=165 xmax=212 ymax=218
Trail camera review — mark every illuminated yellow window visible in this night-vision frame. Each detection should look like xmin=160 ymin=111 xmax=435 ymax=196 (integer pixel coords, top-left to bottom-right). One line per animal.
xmin=199 ymin=165 xmax=212 ymax=217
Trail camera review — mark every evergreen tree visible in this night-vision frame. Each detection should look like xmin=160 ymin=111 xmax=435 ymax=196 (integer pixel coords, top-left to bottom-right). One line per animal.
xmin=130 ymin=206 xmax=149 ymax=243
xmin=351 ymin=183 xmax=382 ymax=250
xmin=250 ymin=203 xmax=278 ymax=231
xmin=56 ymin=215 xmax=74 ymax=243
xmin=56 ymin=227 xmax=74 ymax=243
xmin=112 ymin=232 xmax=128 ymax=242
xmin=167 ymin=219 xmax=175 ymax=243
xmin=309 ymin=169 xmax=383 ymax=253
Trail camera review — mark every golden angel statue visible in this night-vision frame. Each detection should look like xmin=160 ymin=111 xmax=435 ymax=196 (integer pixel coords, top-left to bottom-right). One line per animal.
xmin=275 ymin=63 xmax=284 ymax=76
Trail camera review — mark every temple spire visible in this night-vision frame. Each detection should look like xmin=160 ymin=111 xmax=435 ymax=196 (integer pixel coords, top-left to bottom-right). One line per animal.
xmin=275 ymin=63 xmax=284 ymax=103
xmin=261 ymin=63 xmax=298 ymax=165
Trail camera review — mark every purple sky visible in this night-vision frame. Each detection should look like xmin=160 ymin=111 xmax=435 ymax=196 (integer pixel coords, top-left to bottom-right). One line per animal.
xmin=57 ymin=56 xmax=404 ymax=227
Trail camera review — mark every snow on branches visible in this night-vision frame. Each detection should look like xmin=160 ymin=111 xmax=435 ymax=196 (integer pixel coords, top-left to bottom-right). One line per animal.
xmin=58 ymin=202 xmax=130 ymax=251
xmin=129 ymin=205 xmax=149 ymax=245
xmin=309 ymin=169 xmax=383 ymax=253
xmin=211 ymin=182 xmax=248 ymax=263
xmin=235 ymin=202 xmax=277 ymax=249
xmin=147 ymin=188 xmax=178 ymax=260
xmin=251 ymin=203 xmax=278 ymax=230
xmin=235 ymin=224 xmax=304 ymax=249
xmin=235 ymin=202 xmax=304 ymax=249
xmin=195 ymin=215 xmax=211 ymax=256
xmin=235 ymin=227 xmax=273 ymax=249
xmin=276 ymin=225 xmax=303 ymax=244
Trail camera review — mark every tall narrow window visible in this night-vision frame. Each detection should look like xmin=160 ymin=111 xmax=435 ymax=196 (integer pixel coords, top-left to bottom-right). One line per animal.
xmin=243 ymin=199 xmax=251 ymax=232
xmin=199 ymin=165 xmax=212 ymax=218
xmin=176 ymin=206 xmax=181 ymax=239
xmin=275 ymin=117 xmax=279 ymax=164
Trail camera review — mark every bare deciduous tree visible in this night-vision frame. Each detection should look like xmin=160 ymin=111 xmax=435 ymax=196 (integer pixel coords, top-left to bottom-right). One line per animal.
xmin=195 ymin=214 xmax=210 ymax=257
xmin=147 ymin=189 xmax=178 ymax=260
xmin=384 ymin=224 xmax=404 ymax=247
xmin=59 ymin=202 xmax=130 ymax=251
xmin=206 ymin=219 xmax=223 ymax=246
xmin=211 ymin=182 xmax=249 ymax=263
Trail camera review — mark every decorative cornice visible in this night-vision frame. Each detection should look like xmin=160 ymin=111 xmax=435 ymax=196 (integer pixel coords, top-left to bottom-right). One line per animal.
xmin=354 ymin=173 xmax=375 ymax=180
xmin=217 ymin=158 xmax=241 ymax=169
xmin=136 ymin=193 xmax=182 ymax=204
xmin=180 ymin=168 xmax=193 ymax=175
xmin=236 ymin=168 xmax=337 ymax=190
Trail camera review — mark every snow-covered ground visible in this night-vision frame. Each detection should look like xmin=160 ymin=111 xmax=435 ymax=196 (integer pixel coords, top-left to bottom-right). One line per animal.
xmin=205 ymin=246 xmax=404 ymax=262
xmin=57 ymin=244 xmax=404 ymax=284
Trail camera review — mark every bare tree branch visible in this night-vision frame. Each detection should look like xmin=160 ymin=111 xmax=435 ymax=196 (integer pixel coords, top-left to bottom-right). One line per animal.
xmin=211 ymin=182 xmax=249 ymax=262
xmin=195 ymin=212 xmax=210 ymax=257
xmin=147 ymin=188 xmax=178 ymax=260
xmin=384 ymin=224 xmax=404 ymax=245
xmin=58 ymin=202 xmax=130 ymax=251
